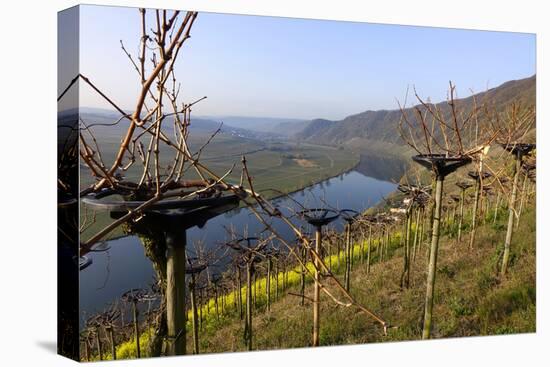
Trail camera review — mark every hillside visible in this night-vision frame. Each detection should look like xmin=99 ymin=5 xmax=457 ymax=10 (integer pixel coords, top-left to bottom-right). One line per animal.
xmin=295 ymin=75 xmax=536 ymax=156
xmin=197 ymin=208 xmax=535 ymax=353
xmin=104 ymin=196 xmax=535 ymax=359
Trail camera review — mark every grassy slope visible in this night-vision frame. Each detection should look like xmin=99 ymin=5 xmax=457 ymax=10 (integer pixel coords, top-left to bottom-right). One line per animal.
xmin=104 ymin=199 xmax=534 ymax=359
xmin=191 ymin=207 xmax=535 ymax=353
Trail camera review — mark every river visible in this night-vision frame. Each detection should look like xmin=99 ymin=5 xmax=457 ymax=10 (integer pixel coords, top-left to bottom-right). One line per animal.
xmin=79 ymin=167 xmax=398 ymax=322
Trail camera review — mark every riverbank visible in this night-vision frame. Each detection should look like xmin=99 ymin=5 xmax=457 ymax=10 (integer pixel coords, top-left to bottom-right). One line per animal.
xmin=80 ymin=145 xmax=361 ymax=242
xmin=79 ymin=167 xmax=398 ymax=321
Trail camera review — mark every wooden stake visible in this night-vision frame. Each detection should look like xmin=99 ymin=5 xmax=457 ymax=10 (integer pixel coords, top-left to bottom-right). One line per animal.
xmin=344 ymin=223 xmax=351 ymax=292
xmin=199 ymin=289 xmax=204 ymax=331
xmin=300 ymin=246 xmax=306 ymax=306
xmin=401 ymin=209 xmax=412 ymax=289
xmin=493 ymin=191 xmax=501 ymax=224
xmin=190 ymin=274 xmax=200 ymax=354
xmin=106 ymin=325 xmax=116 ymax=360
xmin=95 ymin=328 xmax=103 ymax=361
xmin=412 ymin=207 xmax=421 ymax=262
xmin=266 ymin=258 xmax=272 ymax=312
xmin=312 ymin=227 xmax=322 ymax=346
xmin=469 ymin=179 xmax=480 ymax=249
xmin=422 ymin=176 xmax=443 ymax=339
xmin=275 ymin=261 xmax=279 ymax=301
xmin=132 ymin=301 xmax=141 ymax=358
xmin=84 ymin=338 xmax=90 ymax=362
xmin=458 ymin=188 xmax=466 ymax=242
xmin=237 ymin=267 xmax=243 ymax=320
xmin=245 ymin=262 xmax=253 ymax=350
xmin=165 ymin=230 xmax=186 ymax=356
xmin=516 ymin=173 xmax=528 ymax=228
xmin=367 ymin=227 xmax=372 ymax=274
xmin=501 ymin=155 xmax=521 ymax=276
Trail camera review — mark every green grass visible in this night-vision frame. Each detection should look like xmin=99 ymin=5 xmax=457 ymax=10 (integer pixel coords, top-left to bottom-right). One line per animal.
xmin=88 ymin=200 xmax=535 ymax=359
xmin=193 ymin=204 xmax=536 ymax=351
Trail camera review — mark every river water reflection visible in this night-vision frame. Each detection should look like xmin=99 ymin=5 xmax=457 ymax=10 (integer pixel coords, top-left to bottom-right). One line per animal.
xmin=79 ymin=169 xmax=398 ymax=320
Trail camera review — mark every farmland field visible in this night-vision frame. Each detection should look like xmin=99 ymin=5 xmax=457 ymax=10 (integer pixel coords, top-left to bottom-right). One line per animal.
xmin=80 ymin=130 xmax=359 ymax=241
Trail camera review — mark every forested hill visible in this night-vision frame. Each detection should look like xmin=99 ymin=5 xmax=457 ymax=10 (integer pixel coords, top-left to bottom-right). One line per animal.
xmin=295 ymin=75 xmax=535 ymax=156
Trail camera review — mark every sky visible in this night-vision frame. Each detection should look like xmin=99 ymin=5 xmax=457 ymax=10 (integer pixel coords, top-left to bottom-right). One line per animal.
xmin=75 ymin=4 xmax=536 ymax=120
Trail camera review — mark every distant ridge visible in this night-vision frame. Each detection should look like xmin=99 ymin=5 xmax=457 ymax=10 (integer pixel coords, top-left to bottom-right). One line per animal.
xmin=198 ymin=115 xmax=309 ymax=135
xmin=295 ymin=75 xmax=536 ymax=154
xmin=70 ymin=108 xmax=305 ymax=139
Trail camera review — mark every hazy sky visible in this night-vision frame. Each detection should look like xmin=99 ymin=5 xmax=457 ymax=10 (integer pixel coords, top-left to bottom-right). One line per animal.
xmin=78 ymin=4 xmax=536 ymax=120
